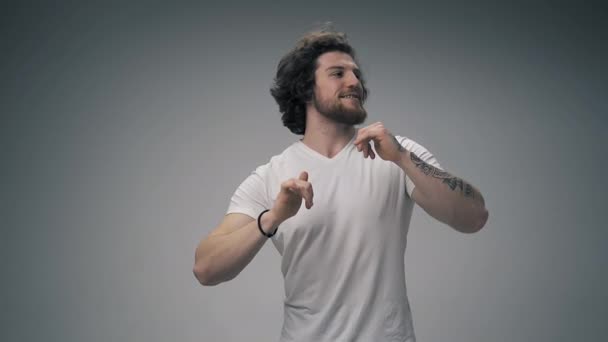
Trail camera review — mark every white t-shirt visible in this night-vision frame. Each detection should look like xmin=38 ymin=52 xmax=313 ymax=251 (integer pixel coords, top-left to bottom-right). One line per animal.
xmin=227 ymin=135 xmax=442 ymax=342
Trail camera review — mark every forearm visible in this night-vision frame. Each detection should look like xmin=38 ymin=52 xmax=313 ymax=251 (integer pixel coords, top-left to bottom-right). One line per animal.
xmin=397 ymin=149 xmax=488 ymax=233
xmin=194 ymin=212 xmax=280 ymax=286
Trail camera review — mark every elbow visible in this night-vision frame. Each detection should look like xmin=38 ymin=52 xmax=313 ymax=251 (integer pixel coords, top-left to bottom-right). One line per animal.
xmin=467 ymin=207 xmax=489 ymax=234
xmin=193 ymin=261 xmax=221 ymax=287
xmin=452 ymin=207 xmax=489 ymax=234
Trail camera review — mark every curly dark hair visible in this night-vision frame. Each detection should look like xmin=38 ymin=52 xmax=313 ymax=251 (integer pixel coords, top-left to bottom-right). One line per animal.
xmin=270 ymin=29 xmax=369 ymax=135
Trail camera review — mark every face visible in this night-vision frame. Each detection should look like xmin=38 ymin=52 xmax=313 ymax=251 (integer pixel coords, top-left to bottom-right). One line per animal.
xmin=311 ymin=51 xmax=367 ymax=126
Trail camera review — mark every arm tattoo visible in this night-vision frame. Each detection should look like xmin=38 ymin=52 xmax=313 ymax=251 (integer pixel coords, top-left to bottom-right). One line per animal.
xmin=410 ymin=153 xmax=475 ymax=198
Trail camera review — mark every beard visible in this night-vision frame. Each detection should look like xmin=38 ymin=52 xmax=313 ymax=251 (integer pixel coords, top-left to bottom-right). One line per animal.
xmin=312 ymin=92 xmax=367 ymax=126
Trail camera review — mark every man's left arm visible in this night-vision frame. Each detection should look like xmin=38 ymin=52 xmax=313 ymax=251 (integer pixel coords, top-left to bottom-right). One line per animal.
xmin=399 ymin=146 xmax=488 ymax=233
xmin=354 ymin=122 xmax=489 ymax=234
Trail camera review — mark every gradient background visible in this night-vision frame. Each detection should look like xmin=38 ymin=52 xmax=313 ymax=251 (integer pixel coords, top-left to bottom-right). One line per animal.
xmin=3 ymin=1 xmax=607 ymax=341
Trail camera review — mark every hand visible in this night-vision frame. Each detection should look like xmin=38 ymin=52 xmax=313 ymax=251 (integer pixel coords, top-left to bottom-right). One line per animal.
xmin=270 ymin=171 xmax=314 ymax=224
xmin=354 ymin=122 xmax=404 ymax=162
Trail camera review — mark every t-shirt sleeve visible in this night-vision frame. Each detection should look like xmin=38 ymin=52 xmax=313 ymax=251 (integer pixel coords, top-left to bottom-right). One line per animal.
xmin=394 ymin=135 xmax=444 ymax=198
xmin=226 ymin=165 xmax=271 ymax=219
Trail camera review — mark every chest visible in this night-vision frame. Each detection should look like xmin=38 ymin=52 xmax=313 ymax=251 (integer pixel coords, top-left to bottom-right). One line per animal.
xmin=267 ymin=157 xmax=407 ymax=243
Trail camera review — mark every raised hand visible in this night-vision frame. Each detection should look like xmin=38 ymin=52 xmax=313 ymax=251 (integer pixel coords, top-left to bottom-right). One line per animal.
xmin=353 ymin=122 xmax=404 ymax=162
xmin=270 ymin=171 xmax=314 ymax=224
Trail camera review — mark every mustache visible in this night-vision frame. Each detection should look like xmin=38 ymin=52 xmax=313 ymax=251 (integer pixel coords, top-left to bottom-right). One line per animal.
xmin=339 ymin=86 xmax=366 ymax=101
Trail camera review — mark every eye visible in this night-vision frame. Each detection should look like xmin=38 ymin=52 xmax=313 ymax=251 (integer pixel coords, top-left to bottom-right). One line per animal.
xmin=331 ymin=71 xmax=343 ymax=77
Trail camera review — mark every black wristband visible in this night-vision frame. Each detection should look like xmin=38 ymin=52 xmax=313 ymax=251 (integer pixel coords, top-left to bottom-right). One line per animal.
xmin=257 ymin=209 xmax=278 ymax=238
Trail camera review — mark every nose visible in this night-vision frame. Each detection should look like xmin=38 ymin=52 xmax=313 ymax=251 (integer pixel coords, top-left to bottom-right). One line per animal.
xmin=344 ymin=70 xmax=360 ymax=88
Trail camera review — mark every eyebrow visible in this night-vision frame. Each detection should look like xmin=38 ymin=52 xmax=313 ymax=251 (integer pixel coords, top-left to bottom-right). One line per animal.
xmin=325 ymin=65 xmax=359 ymax=71
xmin=325 ymin=66 xmax=361 ymax=75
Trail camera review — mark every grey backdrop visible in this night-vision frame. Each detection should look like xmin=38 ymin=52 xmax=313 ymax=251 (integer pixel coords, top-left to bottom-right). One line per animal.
xmin=3 ymin=1 xmax=606 ymax=341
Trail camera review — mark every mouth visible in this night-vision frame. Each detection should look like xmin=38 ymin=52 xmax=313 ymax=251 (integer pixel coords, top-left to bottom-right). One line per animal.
xmin=339 ymin=93 xmax=361 ymax=101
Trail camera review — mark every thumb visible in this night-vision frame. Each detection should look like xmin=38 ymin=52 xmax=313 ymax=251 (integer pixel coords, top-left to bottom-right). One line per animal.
xmin=298 ymin=171 xmax=308 ymax=181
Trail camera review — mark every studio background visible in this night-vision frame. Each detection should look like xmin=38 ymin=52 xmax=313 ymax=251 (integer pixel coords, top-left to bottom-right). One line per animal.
xmin=3 ymin=2 xmax=606 ymax=341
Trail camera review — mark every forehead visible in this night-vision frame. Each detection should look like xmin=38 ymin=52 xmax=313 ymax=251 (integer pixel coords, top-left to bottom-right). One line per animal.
xmin=316 ymin=51 xmax=358 ymax=70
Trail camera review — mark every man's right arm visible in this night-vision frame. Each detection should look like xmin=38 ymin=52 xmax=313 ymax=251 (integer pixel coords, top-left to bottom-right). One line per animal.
xmin=193 ymin=171 xmax=313 ymax=286
xmin=192 ymin=211 xmax=281 ymax=286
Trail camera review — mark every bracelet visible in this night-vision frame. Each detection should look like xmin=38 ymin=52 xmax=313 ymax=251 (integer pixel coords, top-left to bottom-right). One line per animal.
xmin=257 ymin=209 xmax=278 ymax=238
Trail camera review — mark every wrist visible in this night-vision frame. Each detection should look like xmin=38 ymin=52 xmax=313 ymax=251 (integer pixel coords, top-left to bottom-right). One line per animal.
xmin=261 ymin=210 xmax=281 ymax=234
xmin=396 ymin=148 xmax=411 ymax=168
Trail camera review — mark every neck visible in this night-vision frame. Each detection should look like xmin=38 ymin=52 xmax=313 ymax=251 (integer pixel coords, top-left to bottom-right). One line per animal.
xmin=300 ymin=107 xmax=357 ymax=159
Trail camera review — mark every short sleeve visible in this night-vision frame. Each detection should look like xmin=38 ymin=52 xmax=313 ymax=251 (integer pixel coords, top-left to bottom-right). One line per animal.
xmin=226 ymin=165 xmax=270 ymax=219
xmin=395 ymin=135 xmax=443 ymax=198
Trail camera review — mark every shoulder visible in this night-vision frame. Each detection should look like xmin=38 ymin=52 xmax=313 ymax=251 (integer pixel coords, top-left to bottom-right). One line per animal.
xmin=249 ymin=140 xmax=300 ymax=177
xmin=394 ymin=135 xmax=442 ymax=169
xmin=395 ymin=135 xmax=427 ymax=153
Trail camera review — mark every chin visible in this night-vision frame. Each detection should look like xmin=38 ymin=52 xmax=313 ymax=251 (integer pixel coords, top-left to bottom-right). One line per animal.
xmin=319 ymin=103 xmax=367 ymax=125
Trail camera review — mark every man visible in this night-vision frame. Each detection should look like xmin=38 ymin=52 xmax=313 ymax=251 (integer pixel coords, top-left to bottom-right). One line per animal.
xmin=193 ymin=29 xmax=488 ymax=341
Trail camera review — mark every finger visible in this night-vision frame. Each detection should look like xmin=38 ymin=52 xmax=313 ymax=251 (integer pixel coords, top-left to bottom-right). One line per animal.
xmin=283 ymin=178 xmax=305 ymax=195
xmin=281 ymin=180 xmax=298 ymax=196
xmin=365 ymin=142 xmax=374 ymax=158
xmin=354 ymin=126 xmax=369 ymax=146
xmin=293 ymin=179 xmax=313 ymax=201
xmin=354 ymin=130 xmax=371 ymax=146
xmin=305 ymin=183 xmax=314 ymax=209
xmin=365 ymin=141 xmax=374 ymax=158
xmin=369 ymin=143 xmax=376 ymax=159
xmin=294 ymin=180 xmax=314 ymax=208
xmin=360 ymin=131 xmax=380 ymax=148
xmin=358 ymin=141 xmax=368 ymax=158
xmin=299 ymin=171 xmax=308 ymax=181
xmin=354 ymin=122 xmax=383 ymax=145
